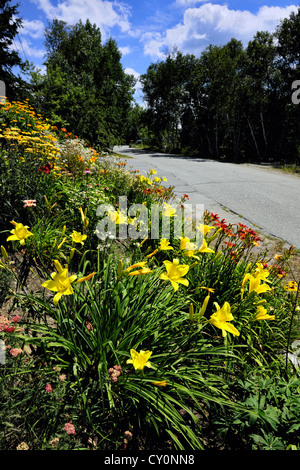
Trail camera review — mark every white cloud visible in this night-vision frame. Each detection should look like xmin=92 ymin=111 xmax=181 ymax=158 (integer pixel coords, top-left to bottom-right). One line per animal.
xmin=141 ymin=3 xmax=299 ymax=60
xmin=141 ymin=31 xmax=167 ymax=60
xmin=19 ymin=19 xmax=45 ymax=39
xmin=31 ymin=0 xmax=133 ymax=37
xmin=119 ymin=46 xmax=132 ymax=56
xmin=125 ymin=67 xmax=142 ymax=89
xmin=175 ymin=0 xmax=207 ymax=6
xmin=10 ymin=36 xmax=45 ymax=61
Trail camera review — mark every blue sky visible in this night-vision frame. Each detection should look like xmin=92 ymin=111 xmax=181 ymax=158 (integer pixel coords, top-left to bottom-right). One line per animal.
xmin=13 ymin=0 xmax=299 ymax=103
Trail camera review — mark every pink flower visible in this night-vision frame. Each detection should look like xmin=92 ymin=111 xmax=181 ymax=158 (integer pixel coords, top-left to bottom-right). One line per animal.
xmin=23 ymin=199 xmax=37 ymax=208
xmin=0 ymin=315 xmax=10 ymax=332
xmin=108 ymin=364 xmax=122 ymax=382
xmin=45 ymin=383 xmax=53 ymax=393
xmin=13 ymin=315 xmax=20 ymax=322
xmin=64 ymin=422 xmax=76 ymax=435
xmin=9 ymin=348 xmax=23 ymax=357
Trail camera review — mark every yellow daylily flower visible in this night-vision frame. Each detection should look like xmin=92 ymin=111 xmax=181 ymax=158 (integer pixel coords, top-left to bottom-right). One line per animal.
xmin=196 ymin=224 xmax=215 ymax=236
xmin=7 ymin=221 xmax=33 ymax=246
xmin=180 ymin=236 xmax=197 ymax=252
xmin=42 ymin=260 xmax=77 ymax=305
xmin=126 ymin=349 xmax=152 ymax=371
xmin=72 ymin=230 xmax=87 ymax=245
xmin=208 ymin=302 xmax=240 ymax=337
xmin=241 ymin=272 xmax=271 ymax=297
xmin=246 ymin=274 xmax=272 ymax=295
xmin=159 ymin=258 xmax=189 ymax=292
xmin=254 ymin=262 xmax=270 ymax=281
xmin=197 ymin=239 xmax=215 ymax=253
xmin=255 ymin=305 xmax=275 ymax=321
xmin=162 ymin=203 xmax=176 ymax=217
xmin=108 ymin=209 xmax=128 ymax=225
xmin=159 ymin=239 xmax=174 ymax=251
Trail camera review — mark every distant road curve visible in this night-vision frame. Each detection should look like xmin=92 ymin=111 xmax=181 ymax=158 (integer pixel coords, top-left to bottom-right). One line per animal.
xmin=113 ymin=146 xmax=300 ymax=249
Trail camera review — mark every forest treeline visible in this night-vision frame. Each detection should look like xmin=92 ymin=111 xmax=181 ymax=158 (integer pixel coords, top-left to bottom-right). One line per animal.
xmin=1 ymin=0 xmax=300 ymax=163
xmin=139 ymin=9 xmax=300 ymax=163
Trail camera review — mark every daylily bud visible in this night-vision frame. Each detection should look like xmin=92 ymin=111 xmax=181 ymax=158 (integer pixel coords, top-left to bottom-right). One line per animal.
xmin=117 ymin=259 xmax=123 ymax=278
xmin=1 ymin=245 xmax=9 ymax=262
xmin=57 ymin=237 xmax=66 ymax=249
xmin=189 ymin=303 xmax=194 ymax=321
xmin=213 ymin=252 xmax=222 ymax=262
xmin=206 ymin=227 xmax=222 ymax=243
xmin=68 ymin=248 xmax=76 ymax=262
xmin=199 ymin=294 xmax=210 ymax=318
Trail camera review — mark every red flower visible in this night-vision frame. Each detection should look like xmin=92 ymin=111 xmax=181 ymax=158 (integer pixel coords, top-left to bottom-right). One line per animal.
xmin=45 ymin=383 xmax=53 ymax=393
xmin=39 ymin=162 xmax=54 ymax=174
xmin=4 ymin=326 xmax=15 ymax=333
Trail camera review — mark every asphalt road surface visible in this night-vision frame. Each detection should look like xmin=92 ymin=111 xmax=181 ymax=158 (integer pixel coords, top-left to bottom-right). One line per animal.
xmin=113 ymin=146 xmax=300 ymax=249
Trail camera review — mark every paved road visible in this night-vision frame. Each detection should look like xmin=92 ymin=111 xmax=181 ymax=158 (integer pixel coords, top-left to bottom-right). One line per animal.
xmin=113 ymin=146 xmax=300 ymax=249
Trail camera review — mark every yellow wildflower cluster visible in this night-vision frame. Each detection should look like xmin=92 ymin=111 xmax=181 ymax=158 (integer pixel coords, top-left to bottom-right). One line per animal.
xmin=0 ymin=99 xmax=61 ymax=161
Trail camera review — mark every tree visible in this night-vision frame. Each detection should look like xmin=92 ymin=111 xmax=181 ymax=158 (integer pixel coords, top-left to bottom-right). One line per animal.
xmin=242 ymin=31 xmax=277 ymax=161
xmin=141 ymin=49 xmax=199 ymax=152
xmin=198 ymin=39 xmax=246 ymax=160
xmin=32 ymin=19 xmax=136 ymax=148
xmin=275 ymin=7 xmax=300 ymax=161
xmin=0 ymin=0 xmax=27 ymax=99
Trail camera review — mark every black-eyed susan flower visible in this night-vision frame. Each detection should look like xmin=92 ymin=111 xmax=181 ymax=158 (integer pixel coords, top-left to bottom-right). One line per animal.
xmin=284 ymin=281 xmax=298 ymax=292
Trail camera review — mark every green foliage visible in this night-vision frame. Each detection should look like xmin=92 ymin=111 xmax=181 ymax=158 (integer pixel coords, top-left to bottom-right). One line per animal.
xmin=0 ymin=0 xmax=29 ymax=99
xmin=30 ymin=19 xmax=136 ymax=149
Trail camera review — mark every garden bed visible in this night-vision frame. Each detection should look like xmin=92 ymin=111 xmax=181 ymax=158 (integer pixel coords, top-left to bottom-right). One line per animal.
xmin=0 ymin=99 xmax=299 ymax=451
